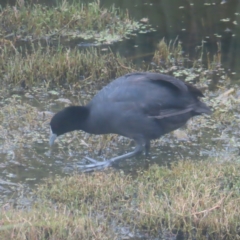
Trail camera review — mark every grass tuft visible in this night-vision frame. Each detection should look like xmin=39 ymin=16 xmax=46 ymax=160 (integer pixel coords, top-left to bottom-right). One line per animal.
xmin=2 ymin=161 xmax=239 ymax=239
xmin=0 ymin=44 xmax=134 ymax=87
xmin=0 ymin=0 xmax=143 ymax=43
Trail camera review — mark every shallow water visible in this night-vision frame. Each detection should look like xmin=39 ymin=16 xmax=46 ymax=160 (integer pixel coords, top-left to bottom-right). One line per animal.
xmin=1 ymin=0 xmax=240 ymax=213
xmin=102 ymin=0 xmax=240 ymax=73
xmin=2 ymin=0 xmax=240 ymax=72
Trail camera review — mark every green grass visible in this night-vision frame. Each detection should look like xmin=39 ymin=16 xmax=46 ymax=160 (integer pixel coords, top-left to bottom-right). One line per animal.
xmin=0 ymin=0 xmax=143 ymax=43
xmin=0 ymin=43 xmax=134 ymax=87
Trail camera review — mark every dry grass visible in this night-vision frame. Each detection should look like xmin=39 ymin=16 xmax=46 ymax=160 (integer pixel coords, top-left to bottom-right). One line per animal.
xmin=1 ymin=161 xmax=239 ymax=239
xmin=135 ymin=161 xmax=240 ymax=239
xmin=153 ymin=38 xmax=183 ymax=66
xmin=0 ymin=204 xmax=117 ymax=239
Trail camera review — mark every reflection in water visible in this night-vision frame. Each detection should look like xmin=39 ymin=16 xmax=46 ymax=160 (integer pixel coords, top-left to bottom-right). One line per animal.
xmin=102 ymin=0 xmax=240 ymax=73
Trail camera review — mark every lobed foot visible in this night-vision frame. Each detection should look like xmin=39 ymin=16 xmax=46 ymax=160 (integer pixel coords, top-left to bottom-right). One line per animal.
xmin=77 ymin=157 xmax=112 ymax=171
xmin=77 ymin=147 xmax=144 ymax=171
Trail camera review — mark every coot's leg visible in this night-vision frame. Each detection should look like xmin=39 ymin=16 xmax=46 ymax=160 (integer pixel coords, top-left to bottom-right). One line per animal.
xmin=78 ymin=139 xmax=144 ymax=171
xmin=145 ymin=140 xmax=150 ymax=155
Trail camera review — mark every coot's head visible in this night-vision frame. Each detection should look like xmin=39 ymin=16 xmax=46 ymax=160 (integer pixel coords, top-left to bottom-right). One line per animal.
xmin=49 ymin=106 xmax=89 ymax=146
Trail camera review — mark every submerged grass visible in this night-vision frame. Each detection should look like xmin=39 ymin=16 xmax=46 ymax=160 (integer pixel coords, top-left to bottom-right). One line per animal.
xmin=0 ymin=97 xmax=45 ymax=154
xmin=0 ymin=0 xmax=143 ymax=43
xmin=1 ymin=161 xmax=240 ymax=239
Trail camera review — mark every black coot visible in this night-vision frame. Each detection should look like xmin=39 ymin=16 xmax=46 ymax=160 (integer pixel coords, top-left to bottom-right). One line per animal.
xmin=49 ymin=72 xmax=211 ymax=169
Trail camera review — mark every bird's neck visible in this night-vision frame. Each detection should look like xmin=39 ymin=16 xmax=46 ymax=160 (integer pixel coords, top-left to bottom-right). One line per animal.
xmin=67 ymin=106 xmax=90 ymax=132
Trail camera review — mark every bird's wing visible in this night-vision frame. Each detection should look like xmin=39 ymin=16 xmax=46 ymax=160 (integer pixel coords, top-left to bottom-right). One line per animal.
xmin=93 ymin=72 xmax=205 ymax=119
xmin=125 ymin=72 xmax=204 ymax=97
xmin=123 ymin=72 xmax=205 ymax=118
xmin=139 ymin=101 xmax=197 ymax=119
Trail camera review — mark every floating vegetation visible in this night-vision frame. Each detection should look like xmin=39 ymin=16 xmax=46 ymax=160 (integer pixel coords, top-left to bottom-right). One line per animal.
xmin=152 ymin=38 xmax=228 ymax=85
xmin=0 ymin=97 xmax=44 ymax=155
xmin=1 ymin=161 xmax=240 ymax=239
xmin=0 ymin=0 xmax=153 ymax=44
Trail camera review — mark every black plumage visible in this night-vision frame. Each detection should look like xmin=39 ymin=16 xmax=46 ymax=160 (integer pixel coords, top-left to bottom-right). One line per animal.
xmin=49 ymin=72 xmax=211 ymax=169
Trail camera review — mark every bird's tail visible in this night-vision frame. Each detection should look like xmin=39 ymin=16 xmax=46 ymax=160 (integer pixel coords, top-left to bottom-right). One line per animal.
xmin=195 ymin=101 xmax=212 ymax=115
